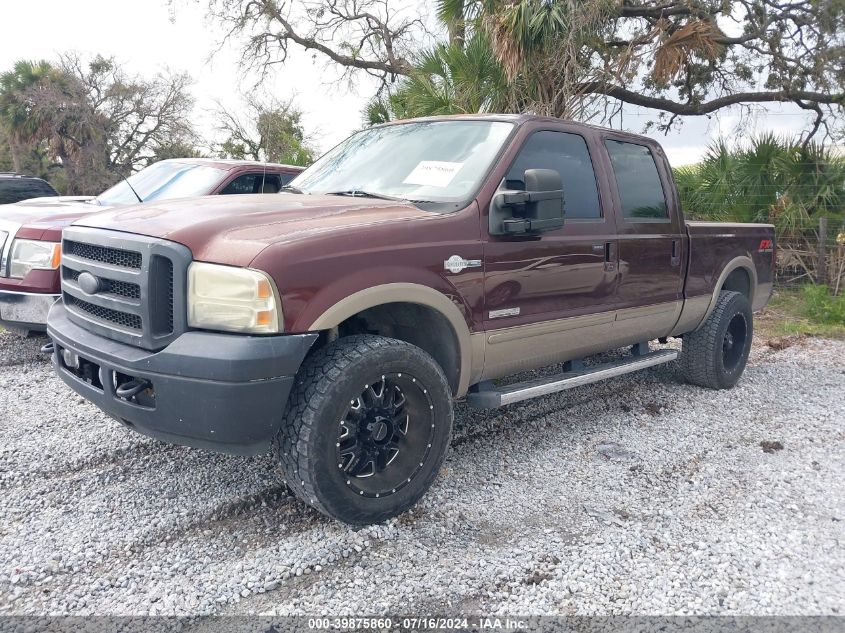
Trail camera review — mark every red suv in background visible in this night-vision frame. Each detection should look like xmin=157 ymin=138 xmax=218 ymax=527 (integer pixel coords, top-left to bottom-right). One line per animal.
xmin=0 ymin=158 xmax=303 ymax=333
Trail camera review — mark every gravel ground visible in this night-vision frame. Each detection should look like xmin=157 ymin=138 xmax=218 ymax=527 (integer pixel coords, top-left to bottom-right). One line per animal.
xmin=0 ymin=330 xmax=842 ymax=616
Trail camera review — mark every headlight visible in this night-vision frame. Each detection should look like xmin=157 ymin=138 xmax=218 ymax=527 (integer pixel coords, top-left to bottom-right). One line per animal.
xmin=187 ymin=262 xmax=281 ymax=334
xmin=9 ymin=239 xmax=61 ymax=278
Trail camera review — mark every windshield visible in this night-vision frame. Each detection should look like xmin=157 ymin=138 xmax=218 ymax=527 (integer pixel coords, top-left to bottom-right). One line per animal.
xmin=289 ymin=120 xmax=514 ymax=206
xmin=96 ymin=161 xmax=227 ymax=206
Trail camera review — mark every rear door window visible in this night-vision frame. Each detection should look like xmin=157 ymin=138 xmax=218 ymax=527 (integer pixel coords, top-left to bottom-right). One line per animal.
xmin=0 ymin=178 xmax=58 ymax=204
xmin=221 ymin=173 xmax=283 ymax=194
xmin=604 ymin=140 xmax=668 ymax=220
xmin=505 ymin=131 xmax=602 ymax=220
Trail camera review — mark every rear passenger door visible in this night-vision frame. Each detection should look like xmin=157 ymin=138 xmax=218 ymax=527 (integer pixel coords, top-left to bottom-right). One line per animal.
xmin=602 ymin=136 xmax=686 ymax=336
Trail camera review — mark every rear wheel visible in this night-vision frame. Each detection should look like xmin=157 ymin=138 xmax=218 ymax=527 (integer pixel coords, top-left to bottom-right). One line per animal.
xmin=274 ymin=334 xmax=453 ymax=525
xmin=681 ymin=290 xmax=753 ymax=389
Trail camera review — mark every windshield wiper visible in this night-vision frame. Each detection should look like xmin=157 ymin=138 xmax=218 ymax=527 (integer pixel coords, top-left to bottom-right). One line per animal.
xmin=324 ymin=189 xmax=405 ymax=202
xmin=280 ymin=185 xmax=305 ymax=194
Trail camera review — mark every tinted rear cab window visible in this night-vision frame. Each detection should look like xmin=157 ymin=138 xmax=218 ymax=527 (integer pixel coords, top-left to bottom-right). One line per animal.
xmin=0 ymin=178 xmax=58 ymax=204
xmin=221 ymin=173 xmax=285 ymax=195
xmin=604 ymin=140 xmax=668 ymax=220
xmin=505 ymin=130 xmax=602 ymax=219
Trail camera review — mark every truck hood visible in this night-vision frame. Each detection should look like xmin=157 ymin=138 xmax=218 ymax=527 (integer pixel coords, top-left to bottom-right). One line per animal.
xmin=0 ymin=197 xmax=104 ymax=226
xmin=74 ymin=193 xmax=433 ymax=266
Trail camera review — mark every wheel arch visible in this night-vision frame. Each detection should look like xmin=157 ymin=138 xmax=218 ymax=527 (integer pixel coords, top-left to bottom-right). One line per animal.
xmin=702 ymin=256 xmax=758 ymax=324
xmin=307 ymin=283 xmax=475 ymax=397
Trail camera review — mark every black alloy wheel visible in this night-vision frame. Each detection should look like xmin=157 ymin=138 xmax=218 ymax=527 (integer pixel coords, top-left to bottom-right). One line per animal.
xmin=275 ymin=335 xmax=453 ymax=525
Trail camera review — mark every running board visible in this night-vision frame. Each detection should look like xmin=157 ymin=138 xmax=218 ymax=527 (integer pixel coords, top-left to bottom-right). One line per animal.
xmin=466 ymin=349 xmax=678 ymax=409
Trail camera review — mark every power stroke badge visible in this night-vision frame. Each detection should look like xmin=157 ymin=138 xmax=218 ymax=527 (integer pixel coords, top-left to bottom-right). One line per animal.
xmin=444 ymin=255 xmax=481 ymax=274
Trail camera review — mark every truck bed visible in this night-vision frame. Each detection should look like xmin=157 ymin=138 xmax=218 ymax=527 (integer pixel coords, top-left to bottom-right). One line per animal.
xmin=685 ymin=221 xmax=776 ymax=313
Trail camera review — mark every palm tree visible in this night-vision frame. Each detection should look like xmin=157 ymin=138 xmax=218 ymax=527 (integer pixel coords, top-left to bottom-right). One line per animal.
xmin=366 ymin=33 xmax=511 ymax=124
xmin=0 ymin=60 xmax=57 ymax=172
xmin=442 ymin=0 xmax=616 ymax=119
xmin=368 ymin=0 xmax=615 ymax=123
xmin=675 ymin=135 xmax=845 ymax=230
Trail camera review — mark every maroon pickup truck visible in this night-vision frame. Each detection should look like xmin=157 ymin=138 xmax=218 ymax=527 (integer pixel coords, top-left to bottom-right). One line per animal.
xmin=0 ymin=159 xmax=302 ymax=333
xmin=47 ymin=115 xmax=775 ymax=525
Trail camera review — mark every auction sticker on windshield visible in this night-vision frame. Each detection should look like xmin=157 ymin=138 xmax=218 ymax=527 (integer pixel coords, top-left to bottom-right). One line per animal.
xmin=403 ymin=161 xmax=464 ymax=187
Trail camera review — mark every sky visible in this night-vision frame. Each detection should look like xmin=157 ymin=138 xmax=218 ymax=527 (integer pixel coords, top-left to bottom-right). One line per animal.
xmin=0 ymin=0 xmax=820 ymax=166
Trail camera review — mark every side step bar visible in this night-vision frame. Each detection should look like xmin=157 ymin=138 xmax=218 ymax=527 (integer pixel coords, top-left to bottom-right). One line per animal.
xmin=466 ymin=349 xmax=678 ymax=409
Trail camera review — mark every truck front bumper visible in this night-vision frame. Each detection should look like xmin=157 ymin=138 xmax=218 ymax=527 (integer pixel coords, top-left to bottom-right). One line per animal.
xmin=47 ymin=303 xmax=318 ymax=455
xmin=0 ymin=290 xmax=59 ymax=331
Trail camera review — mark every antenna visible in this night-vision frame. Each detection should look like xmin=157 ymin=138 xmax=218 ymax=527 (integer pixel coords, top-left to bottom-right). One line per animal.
xmin=261 ymin=101 xmax=272 ymax=192
xmin=121 ymin=171 xmax=143 ymax=203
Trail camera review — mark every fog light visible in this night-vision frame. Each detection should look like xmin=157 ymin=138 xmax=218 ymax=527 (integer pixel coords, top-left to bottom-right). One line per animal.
xmin=62 ymin=349 xmax=80 ymax=369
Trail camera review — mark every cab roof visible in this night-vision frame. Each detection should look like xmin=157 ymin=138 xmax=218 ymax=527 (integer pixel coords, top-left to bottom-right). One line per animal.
xmin=160 ymin=158 xmax=304 ymax=172
xmin=379 ymin=113 xmax=657 ymax=145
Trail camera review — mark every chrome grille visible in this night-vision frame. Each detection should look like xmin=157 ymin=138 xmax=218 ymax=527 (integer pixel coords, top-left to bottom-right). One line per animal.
xmin=60 ymin=227 xmax=191 ymax=350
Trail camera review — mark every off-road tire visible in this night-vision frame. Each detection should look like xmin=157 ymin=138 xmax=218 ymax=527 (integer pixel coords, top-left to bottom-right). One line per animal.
xmin=274 ymin=334 xmax=453 ymax=525
xmin=681 ymin=290 xmax=753 ymax=389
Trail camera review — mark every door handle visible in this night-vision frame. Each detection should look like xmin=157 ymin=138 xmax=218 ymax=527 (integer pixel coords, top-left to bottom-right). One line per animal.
xmin=671 ymin=239 xmax=680 ymax=266
xmin=603 ymin=241 xmax=616 ymax=272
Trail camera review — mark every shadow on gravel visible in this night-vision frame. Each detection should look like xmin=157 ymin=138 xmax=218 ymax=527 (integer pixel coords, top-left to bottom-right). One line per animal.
xmin=0 ymin=331 xmax=49 ymax=366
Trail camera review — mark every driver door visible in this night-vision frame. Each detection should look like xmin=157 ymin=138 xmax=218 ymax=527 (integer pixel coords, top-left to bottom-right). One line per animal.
xmin=481 ymin=127 xmax=619 ymax=379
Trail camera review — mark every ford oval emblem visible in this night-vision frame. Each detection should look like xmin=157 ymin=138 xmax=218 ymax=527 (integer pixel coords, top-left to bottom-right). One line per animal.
xmin=77 ymin=271 xmax=102 ymax=295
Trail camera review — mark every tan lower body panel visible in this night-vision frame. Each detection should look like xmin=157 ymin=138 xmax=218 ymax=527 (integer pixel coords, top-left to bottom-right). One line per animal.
xmin=478 ymin=301 xmax=682 ymax=382
xmin=669 ymin=294 xmax=710 ymax=337
xmin=752 ymin=281 xmax=773 ymax=312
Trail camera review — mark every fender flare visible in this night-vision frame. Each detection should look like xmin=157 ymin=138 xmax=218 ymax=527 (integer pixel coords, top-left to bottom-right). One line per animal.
xmin=701 ymin=255 xmax=758 ymax=324
xmin=308 ymin=283 xmax=474 ymax=396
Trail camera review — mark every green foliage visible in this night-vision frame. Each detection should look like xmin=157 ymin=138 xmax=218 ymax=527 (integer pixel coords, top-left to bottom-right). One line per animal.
xmin=204 ymin=0 xmax=845 ymax=137
xmin=801 ymin=284 xmax=845 ymax=325
xmin=365 ymin=33 xmax=510 ymax=124
xmin=0 ymin=125 xmax=53 ymax=180
xmin=759 ymin=288 xmax=845 ymax=340
xmin=674 ymin=135 xmax=845 ymax=233
xmin=0 ymin=55 xmax=196 ymax=194
xmin=145 ymin=141 xmax=204 ymax=165
xmin=0 ymin=60 xmax=68 ymax=178
xmin=218 ymin=99 xmax=315 ymax=166
xmin=0 ymin=60 xmax=61 ymax=141
xmin=370 ymin=1 xmax=617 ymax=123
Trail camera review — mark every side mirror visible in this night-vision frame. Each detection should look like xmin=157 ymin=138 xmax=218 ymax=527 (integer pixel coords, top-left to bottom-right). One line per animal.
xmin=489 ymin=168 xmax=565 ymax=236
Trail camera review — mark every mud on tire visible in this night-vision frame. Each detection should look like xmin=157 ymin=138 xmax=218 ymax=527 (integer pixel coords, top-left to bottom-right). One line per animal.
xmin=274 ymin=334 xmax=453 ymax=525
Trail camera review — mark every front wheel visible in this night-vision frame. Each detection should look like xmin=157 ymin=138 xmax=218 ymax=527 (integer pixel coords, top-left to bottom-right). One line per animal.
xmin=274 ymin=335 xmax=453 ymax=525
xmin=680 ymin=290 xmax=753 ymax=389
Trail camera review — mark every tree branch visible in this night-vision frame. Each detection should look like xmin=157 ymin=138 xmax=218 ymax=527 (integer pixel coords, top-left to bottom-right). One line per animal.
xmin=578 ymin=84 xmax=845 ymax=116
xmin=267 ymin=5 xmax=413 ymax=75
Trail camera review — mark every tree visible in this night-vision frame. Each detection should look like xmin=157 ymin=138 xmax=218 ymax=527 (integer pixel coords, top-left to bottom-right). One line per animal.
xmin=60 ymin=54 xmax=197 ymax=191
xmin=459 ymin=0 xmax=845 ymax=138
xmin=366 ymin=32 xmax=511 ymax=123
xmin=196 ymin=0 xmax=425 ymax=88
xmin=216 ymin=97 xmax=316 ymax=165
xmin=0 ymin=60 xmax=70 ymax=174
xmin=145 ymin=141 xmax=204 ymax=165
xmin=0 ymin=124 xmax=54 ymax=180
xmin=198 ymin=0 xmax=845 ymax=139
xmin=675 ymin=134 xmax=845 ymax=230
xmin=0 ymin=55 xmax=198 ymax=194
